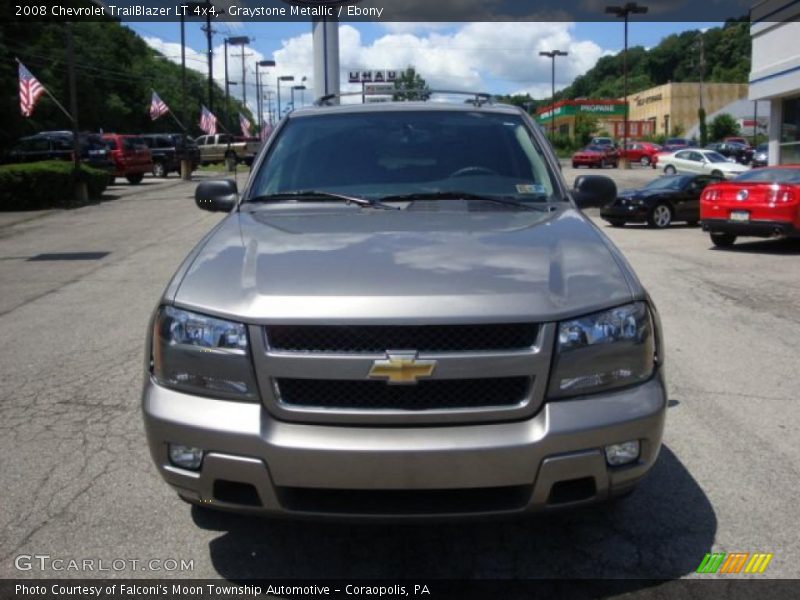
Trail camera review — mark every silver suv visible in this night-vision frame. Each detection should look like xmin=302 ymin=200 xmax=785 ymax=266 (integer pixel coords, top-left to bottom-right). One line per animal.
xmin=142 ymin=98 xmax=666 ymax=518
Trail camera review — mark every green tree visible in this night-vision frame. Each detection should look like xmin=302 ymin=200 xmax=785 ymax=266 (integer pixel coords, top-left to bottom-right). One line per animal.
xmin=709 ymin=113 xmax=741 ymax=141
xmin=574 ymin=113 xmax=600 ymax=146
xmin=393 ymin=67 xmax=430 ymax=101
xmin=0 ymin=10 xmax=255 ymax=154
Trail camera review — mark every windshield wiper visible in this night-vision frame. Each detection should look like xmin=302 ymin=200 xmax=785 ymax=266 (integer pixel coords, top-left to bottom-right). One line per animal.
xmin=247 ymin=190 xmax=400 ymax=210
xmin=377 ymin=191 xmax=555 ymax=211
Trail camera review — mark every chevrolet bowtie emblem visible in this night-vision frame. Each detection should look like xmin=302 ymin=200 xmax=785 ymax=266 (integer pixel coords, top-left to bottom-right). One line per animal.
xmin=368 ymin=352 xmax=436 ymax=385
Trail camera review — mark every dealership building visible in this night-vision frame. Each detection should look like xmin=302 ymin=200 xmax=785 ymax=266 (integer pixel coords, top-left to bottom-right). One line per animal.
xmin=537 ymin=83 xmax=749 ymax=141
xmin=623 ymin=82 xmax=749 ymax=137
xmin=749 ymin=0 xmax=800 ymax=164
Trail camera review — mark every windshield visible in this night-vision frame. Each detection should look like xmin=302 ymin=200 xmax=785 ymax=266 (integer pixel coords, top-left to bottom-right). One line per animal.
xmin=248 ymin=110 xmax=561 ymax=204
xmin=733 ymin=168 xmax=800 ymax=183
xmin=644 ymin=176 xmax=690 ymax=191
xmin=705 ymin=151 xmax=729 ymax=163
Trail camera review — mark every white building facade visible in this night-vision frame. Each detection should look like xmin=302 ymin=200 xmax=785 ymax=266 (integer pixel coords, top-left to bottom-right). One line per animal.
xmin=750 ymin=1 xmax=800 ymax=164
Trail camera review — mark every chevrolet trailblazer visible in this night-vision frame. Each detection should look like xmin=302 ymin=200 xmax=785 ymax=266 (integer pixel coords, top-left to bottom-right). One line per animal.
xmin=142 ymin=96 xmax=666 ymax=518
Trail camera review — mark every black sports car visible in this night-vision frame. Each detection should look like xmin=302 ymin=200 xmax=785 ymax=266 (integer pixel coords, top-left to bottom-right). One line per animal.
xmin=600 ymin=173 xmax=724 ymax=229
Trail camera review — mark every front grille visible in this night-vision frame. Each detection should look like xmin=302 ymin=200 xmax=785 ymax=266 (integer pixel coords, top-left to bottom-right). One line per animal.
xmin=277 ymin=485 xmax=533 ymax=514
xmin=275 ymin=377 xmax=531 ymax=411
xmin=265 ymin=323 xmax=539 ymax=353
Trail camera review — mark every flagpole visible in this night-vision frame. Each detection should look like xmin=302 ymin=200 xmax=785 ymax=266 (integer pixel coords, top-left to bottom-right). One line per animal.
xmin=15 ymin=57 xmax=74 ymax=124
xmin=170 ymin=111 xmax=187 ymax=132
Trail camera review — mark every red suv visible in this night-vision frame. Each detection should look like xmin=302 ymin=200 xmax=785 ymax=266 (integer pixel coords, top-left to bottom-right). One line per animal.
xmin=102 ymin=134 xmax=152 ymax=184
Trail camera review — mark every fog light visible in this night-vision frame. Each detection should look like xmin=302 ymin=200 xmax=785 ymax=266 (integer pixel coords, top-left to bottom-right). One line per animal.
xmin=168 ymin=444 xmax=204 ymax=470
xmin=604 ymin=441 xmax=640 ymax=466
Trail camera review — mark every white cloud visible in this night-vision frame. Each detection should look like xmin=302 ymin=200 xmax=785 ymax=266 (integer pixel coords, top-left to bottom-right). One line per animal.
xmin=142 ymin=21 xmax=609 ymax=117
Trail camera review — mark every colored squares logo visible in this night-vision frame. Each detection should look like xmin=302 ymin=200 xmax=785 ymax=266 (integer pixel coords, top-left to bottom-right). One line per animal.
xmin=697 ymin=552 xmax=773 ymax=574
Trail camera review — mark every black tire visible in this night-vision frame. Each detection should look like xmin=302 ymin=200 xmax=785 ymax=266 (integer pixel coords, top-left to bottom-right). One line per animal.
xmin=664 ymin=165 xmax=677 ymax=175
xmin=572 ymin=162 xmax=578 ymax=169
xmin=152 ymin=161 xmax=167 ymax=178
xmin=640 ymin=156 xmax=650 ymax=167
xmin=126 ymin=173 xmax=144 ymax=185
xmin=647 ymin=203 xmax=673 ymax=229
xmin=607 ymin=219 xmax=626 ymax=227
xmin=710 ymin=232 xmax=737 ymax=247
xmin=711 ymin=170 xmax=723 ymax=178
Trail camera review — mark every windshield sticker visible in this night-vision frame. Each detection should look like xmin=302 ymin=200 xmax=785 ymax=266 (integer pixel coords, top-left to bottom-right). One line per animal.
xmin=516 ymin=184 xmax=546 ymax=194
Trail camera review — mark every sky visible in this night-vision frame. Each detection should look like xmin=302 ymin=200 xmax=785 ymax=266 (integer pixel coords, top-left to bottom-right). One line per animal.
xmin=129 ymin=20 xmax=722 ymax=117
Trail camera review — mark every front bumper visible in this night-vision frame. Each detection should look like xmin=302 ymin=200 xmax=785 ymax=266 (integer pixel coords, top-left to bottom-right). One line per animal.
xmin=600 ymin=203 xmax=648 ymax=221
xmin=142 ymin=373 xmax=667 ymax=519
xmin=702 ymin=218 xmax=800 ymax=238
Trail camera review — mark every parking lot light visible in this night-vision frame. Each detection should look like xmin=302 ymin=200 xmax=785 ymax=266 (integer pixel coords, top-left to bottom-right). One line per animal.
xmin=604 ymin=440 xmax=641 ymax=466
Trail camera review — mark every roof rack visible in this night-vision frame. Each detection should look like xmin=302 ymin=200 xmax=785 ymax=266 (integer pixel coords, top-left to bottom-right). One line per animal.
xmin=313 ymin=89 xmax=496 ymax=107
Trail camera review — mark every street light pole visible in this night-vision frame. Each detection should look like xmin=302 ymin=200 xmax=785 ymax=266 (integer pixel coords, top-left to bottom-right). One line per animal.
xmin=291 ymin=85 xmax=307 ymax=112
xmin=277 ymin=75 xmax=294 ymax=120
xmin=180 ymin=14 xmax=186 ymax=127
xmin=539 ymin=50 xmax=568 ymax=140
xmin=606 ymin=2 xmax=648 ymax=169
xmin=256 ymin=60 xmax=276 ymax=131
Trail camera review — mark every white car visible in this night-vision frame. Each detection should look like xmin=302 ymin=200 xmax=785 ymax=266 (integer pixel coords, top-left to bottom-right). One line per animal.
xmin=659 ymin=149 xmax=750 ymax=179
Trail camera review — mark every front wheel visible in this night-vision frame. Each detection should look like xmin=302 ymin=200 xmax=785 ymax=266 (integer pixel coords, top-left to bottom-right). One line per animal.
xmin=710 ymin=232 xmax=737 ymax=247
xmin=711 ymin=170 xmax=724 ymax=178
xmin=647 ymin=203 xmax=673 ymax=229
xmin=152 ymin=162 xmax=167 ymax=178
xmin=640 ymin=156 xmax=651 ymax=167
xmin=126 ymin=173 xmax=144 ymax=185
xmin=664 ymin=165 xmax=677 ymax=175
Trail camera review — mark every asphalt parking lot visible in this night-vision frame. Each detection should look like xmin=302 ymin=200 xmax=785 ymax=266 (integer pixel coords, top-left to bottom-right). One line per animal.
xmin=1 ymin=166 xmax=799 ymax=583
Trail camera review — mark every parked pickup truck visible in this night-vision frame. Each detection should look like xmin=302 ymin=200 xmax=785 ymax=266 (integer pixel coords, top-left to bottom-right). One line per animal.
xmin=195 ymin=134 xmax=260 ymax=167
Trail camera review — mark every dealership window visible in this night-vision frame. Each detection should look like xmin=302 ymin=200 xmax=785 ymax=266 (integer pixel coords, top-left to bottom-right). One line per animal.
xmin=780 ymin=97 xmax=800 ymax=164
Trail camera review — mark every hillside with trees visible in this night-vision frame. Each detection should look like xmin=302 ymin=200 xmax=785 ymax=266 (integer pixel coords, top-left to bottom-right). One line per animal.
xmin=499 ymin=18 xmax=750 ymax=113
xmin=0 ymin=14 xmax=252 ymax=153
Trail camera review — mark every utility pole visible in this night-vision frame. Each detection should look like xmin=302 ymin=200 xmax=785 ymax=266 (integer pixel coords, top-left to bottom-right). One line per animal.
xmin=232 ymin=48 xmax=253 ymax=107
xmin=606 ymin=2 xmax=649 ymax=169
xmin=201 ymin=17 xmax=215 ymax=111
xmin=65 ymin=22 xmax=86 ymax=201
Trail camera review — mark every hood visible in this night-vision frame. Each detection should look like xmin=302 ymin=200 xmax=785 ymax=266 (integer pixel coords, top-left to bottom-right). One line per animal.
xmin=718 ymin=162 xmax=750 ymax=172
xmin=172 ymin=206 xmax=636 ymax=323
xmin=619 ymin=188 xmax=675 ymax=201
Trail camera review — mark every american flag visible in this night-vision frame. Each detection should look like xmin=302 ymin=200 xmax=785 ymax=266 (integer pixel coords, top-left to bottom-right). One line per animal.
xmin=150 ymin=91 xmax=169 ymax=121
xmin=259 ymin=125 xmax=272 ymax=142
xmin=199 ymin=105 xmax=217 ymax=135
xmin=239 ymin=113 xmax=251 ymax=137
xmin=18 ymin=62 xmax=45 ymax=118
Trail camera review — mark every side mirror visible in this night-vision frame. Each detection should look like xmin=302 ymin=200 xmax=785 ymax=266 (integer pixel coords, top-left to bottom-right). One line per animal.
xmin=195 ymin=179 xmax=237 ymax=212
xmin=572 ymin=175 xmax=617 ymax=209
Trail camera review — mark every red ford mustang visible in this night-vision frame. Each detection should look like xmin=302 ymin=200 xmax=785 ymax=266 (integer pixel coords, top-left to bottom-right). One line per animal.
xmin=571 ymin=144 xmax=619 ymax=169
xmin=700 ymin=166 xmax=800 ymax=247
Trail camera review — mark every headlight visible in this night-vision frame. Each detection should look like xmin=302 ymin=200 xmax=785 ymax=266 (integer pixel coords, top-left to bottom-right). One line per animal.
xmin=152 ymin=306 xmax=258 ymax=401
xmin=548 ymin=302 xmax=655 ymax=398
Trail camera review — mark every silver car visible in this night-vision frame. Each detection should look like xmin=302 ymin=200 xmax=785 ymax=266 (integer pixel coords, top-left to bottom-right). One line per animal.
xmin=142 ymin=99 xmax=667 ymax=519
